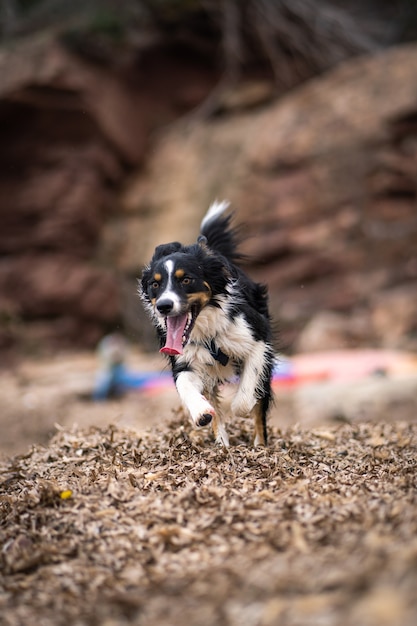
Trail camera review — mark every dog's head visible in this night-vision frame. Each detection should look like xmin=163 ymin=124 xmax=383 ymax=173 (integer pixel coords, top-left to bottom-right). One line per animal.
xmin=141 ymin=240 xmax=228 ymax=356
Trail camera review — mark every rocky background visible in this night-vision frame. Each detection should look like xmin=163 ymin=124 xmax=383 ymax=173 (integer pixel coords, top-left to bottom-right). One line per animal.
xmin=1 ymin=0 xmax=417 ymax=357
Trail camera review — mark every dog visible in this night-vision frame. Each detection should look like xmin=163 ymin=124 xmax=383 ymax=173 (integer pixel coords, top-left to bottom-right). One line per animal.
xmin=140 ymin=201 xmax=274 ymax=447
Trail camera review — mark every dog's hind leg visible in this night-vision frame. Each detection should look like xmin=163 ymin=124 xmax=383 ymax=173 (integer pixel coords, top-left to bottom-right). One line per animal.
xmin=251 ymin=398 xmax=268 ymax=446
xmin=253 ymin=357 xmax=273 ymax=446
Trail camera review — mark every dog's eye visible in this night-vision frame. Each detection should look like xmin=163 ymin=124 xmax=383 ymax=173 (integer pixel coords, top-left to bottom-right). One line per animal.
xmin=181 ymin=277 xmax=192 ymax=286
xmin=151 ymin=281 xmax=160 ymax=290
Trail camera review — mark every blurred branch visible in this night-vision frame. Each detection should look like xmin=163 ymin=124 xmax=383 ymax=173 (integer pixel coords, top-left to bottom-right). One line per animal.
xmin=1 ymin=0 xmax=412 ymax=112
xmin=221 ymin=0 xmax=241 ymax=82
xmin=0 ymin=0 xmax=18 ymax=37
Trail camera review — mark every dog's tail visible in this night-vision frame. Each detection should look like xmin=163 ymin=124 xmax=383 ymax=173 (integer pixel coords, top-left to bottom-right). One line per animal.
xmin=199 ymin=200 xmax=244 ymax=262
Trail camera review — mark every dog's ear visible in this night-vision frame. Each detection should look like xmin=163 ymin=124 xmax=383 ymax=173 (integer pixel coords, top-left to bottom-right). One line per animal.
xmin=139 ymin=266 xmax=151 ymax=296
xmin=152 ymin=242 xmax=182 ymax=261
xmin=197 ymin=235 xmax=213 ymax=257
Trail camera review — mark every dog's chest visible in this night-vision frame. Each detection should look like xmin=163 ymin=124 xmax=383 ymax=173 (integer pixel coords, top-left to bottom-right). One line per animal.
xmin=180 ymin=307 xmax=258 ymax=382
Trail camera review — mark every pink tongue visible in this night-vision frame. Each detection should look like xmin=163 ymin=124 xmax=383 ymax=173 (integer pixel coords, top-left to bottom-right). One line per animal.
xmin=160 ymin=314 xmax=188 ymax=356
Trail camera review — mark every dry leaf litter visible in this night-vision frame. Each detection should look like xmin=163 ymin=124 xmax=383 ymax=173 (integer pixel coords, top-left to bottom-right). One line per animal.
xmin=1 ymin=414 xmax=417 ymax=626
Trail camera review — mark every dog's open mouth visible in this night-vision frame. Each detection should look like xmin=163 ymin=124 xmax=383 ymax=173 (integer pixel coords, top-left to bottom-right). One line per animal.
xmin=160 ymin=308 xmax=198 ymax=356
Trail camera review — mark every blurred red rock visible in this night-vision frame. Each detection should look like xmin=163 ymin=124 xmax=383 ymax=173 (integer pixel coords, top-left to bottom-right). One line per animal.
xmin=1 ymin=35 xmax=417 ymax=354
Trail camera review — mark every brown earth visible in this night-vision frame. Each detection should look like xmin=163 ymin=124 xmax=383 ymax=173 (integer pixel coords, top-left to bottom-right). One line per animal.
xmin=0 ymin=347 xmax=417 ymax=626
xmin=1 ymin=347 xmax=417 ymax=458
xmin=1 ymin=414 xmax=416 ymax=626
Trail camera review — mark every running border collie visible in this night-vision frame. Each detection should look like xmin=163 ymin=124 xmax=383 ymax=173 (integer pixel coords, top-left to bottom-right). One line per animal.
xmin=140 ymin=201 xmax=274 ymax=447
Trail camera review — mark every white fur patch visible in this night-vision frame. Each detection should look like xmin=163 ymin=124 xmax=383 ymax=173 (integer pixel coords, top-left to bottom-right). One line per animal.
xmin=156 ymin=259 xmax=182 ymax=314
xmin=177 ymin=304 xmax=270 ymax=424
xmin=200 ymin=200 xmax=230 ymax=231
xmin=232 ymin=338 xmax=267 ymax=417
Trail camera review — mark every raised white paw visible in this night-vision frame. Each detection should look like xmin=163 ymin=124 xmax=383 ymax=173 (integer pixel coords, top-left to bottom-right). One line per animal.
xmin=193 ymin=405 xmax=216 ymax=428
xmin=196 ymin=412 xmax=213 ymax=427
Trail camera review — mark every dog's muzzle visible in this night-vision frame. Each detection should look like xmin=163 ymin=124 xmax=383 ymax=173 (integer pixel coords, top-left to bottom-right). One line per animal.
xmin=156 ymin=299 xmax=175 ymax=316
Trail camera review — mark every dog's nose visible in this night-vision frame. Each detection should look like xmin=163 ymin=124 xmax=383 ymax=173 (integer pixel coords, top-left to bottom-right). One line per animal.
xmin=156 ymin=299 xmax=174 ymax=315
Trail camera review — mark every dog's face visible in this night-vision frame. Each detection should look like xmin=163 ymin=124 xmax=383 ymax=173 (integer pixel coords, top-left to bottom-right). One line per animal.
xmin=141 ymin=241 xmax=228 ymax=356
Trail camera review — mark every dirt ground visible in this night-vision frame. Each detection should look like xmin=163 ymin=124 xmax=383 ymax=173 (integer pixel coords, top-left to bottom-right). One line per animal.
xmin=1 ymin=348 xmax=416 ymax=458
xmin=0 ymin=351 xmax=417 ymax=626
xmin=0 ymin=350 xmax=325 ymax=459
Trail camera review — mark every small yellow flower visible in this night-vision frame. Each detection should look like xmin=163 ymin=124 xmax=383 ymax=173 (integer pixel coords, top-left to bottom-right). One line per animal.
xmin=60 ymin=490 xmax=73 ymax=500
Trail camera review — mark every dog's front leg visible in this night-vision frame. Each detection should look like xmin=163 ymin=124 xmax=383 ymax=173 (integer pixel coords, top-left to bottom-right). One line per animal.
xmin=231 ymin=342 xmax=273 ymax=446
xmin=231 ymin=343 xmax=267 ymax=418
xmin=175 ymin=370 xmax=216 ymax=428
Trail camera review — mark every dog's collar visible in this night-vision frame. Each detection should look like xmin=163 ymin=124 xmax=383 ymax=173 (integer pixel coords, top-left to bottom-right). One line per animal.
xmin=208 ymin=339 xmax=229 ymax=366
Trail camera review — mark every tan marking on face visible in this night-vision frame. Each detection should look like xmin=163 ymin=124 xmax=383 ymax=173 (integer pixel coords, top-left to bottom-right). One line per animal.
xmin=187 ymin=291 xmax=211 ymax=308
xmin=175 ymin=268 xmax=185 ymax=279
xmin=153 ymin=273 xmax=162 ymax=281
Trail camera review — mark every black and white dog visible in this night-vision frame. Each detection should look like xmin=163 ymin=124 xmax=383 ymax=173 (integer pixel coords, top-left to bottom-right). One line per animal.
xmin=140 ymin=201 xmax=274 ymax=447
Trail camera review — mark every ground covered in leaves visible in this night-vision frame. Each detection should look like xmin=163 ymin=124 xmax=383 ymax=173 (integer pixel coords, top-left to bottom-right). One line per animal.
xmin=1 ymin=416 xmax=417 ymax=626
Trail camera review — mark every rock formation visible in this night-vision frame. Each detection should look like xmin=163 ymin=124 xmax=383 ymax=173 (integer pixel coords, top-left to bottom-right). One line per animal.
xmin=1 ymin=34 xmax=416 ymax=354
xmin=122 ymin=44 xmax=417 ymax=352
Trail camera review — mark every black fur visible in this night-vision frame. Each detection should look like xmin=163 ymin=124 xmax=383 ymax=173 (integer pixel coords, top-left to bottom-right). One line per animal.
xmin=140 ymin=201 xmax=274 ymax=446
